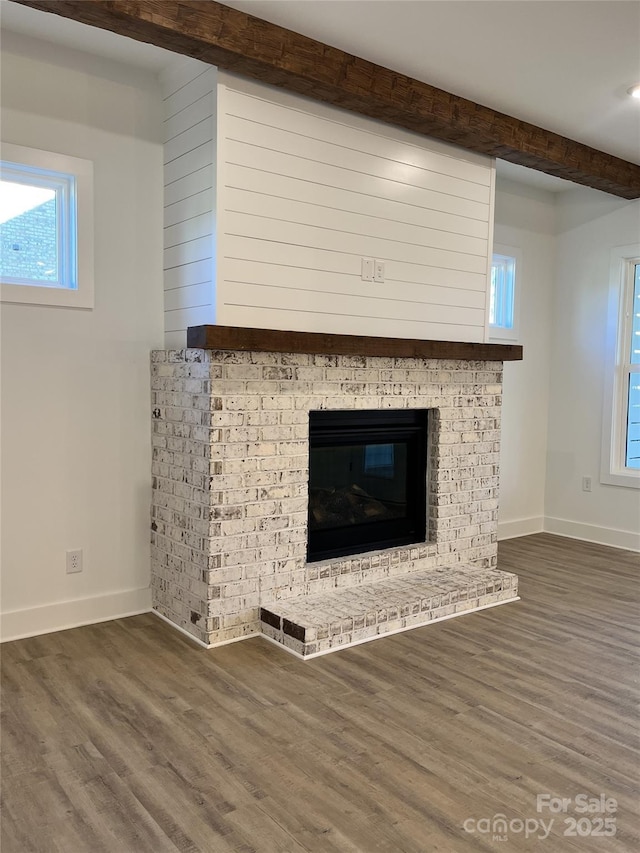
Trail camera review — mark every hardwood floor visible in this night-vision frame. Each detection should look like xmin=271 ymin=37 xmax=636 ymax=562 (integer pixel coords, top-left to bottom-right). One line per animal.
xmin=1 ymin=533 xmax=638 ymax=852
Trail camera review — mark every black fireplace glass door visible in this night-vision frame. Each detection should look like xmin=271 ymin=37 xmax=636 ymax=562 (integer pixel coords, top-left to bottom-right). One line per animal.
xmin=307 ymin=409 xmax=428 ymax=561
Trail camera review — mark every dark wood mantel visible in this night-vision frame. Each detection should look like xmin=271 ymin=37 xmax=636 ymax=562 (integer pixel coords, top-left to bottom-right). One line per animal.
xmin=187 ymin=326 xmax=523 ymax=361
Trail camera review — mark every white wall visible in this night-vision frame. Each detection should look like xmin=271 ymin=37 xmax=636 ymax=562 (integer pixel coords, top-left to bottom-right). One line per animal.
xmin=216 ymin=73 xmax=494 ymax=343
xmin=545 ymin=188 xmax=640 ymax=550
xmin=493 ymin=178 xmax=555 ymax=540
xmin=0 ymin=33 xmax=165 ymax=640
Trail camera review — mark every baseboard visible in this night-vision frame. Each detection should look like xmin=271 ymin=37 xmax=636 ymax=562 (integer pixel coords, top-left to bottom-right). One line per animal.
xmin=151 ymin=609 xmax=213 ymax=648
xmin=151 ymin=610 xmax=262 ymax=650
xmin=498 ymin=516 xmax=545 ymax=541
xmin=0 ymin=587 xmax=152 ymax=643
xmin=543 ymin=516 xmax=640 ymax=552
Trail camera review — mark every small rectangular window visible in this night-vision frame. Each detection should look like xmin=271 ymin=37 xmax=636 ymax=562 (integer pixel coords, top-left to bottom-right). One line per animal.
xmin=1 ymin=166 xmax=76 ymax=289
xmin=488 ymin=244 xmax=520 ymax=341
xmin=490 ymin=254 xmax=515 ymax=328
xmin=0 ymin=143 xmax=93 ymax=308
xmin=601 ymin=246 xmax=640 ymax=488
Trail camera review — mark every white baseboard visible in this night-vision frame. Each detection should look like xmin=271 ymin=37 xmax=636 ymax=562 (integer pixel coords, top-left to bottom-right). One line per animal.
xmin=0 ymin=587 xmax=152 ymax=643
xmin=543 ymin=516 xmax=640 ymax=552
xmin=498 ymin=516 xmax=545 ymax=541
xmin=152 ymin=609 xmax=212 ymax=648
xmin=151 ymin=610 xmax=261 ymax=650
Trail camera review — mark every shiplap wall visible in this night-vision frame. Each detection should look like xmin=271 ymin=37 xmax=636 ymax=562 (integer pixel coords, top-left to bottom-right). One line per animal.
xmin=162 ymin=60 xmax=217 ymax=348
xmin=216 ymin=72 xmax=495 ymax=343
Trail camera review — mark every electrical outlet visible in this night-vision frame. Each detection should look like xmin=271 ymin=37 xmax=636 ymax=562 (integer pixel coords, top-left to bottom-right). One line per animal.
xmin=66 ymin=548 xmax=83 ymax=574
xmin=374 ymin=260 xmax=385 ymax=283
xmin=582 ymin=476 xmax=592 ymax=493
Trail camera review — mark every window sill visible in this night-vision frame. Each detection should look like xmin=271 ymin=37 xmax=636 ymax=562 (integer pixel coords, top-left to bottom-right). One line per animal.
xmin=600 ymin=470 xmax=640 ymax=490
xmin=1 ymin=281 xmax=93 ymax=309
xmin=488 ymin=330 xmax=520 ymax=344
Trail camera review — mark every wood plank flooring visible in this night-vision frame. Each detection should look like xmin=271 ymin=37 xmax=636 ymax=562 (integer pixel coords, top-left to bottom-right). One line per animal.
xmin=1 ymin=533 xmax=638 ymax=852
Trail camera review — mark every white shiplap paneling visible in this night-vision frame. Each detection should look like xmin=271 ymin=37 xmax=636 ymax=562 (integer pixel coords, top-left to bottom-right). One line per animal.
xmin=216 ymin=72 xmax=495 ymax=342
xmin=162 ymin=59 xmax=217 ymax=346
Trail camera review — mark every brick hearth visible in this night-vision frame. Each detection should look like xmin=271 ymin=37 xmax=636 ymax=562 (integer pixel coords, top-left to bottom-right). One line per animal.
xmin=260 ymin=566 xmax=518 ymax=658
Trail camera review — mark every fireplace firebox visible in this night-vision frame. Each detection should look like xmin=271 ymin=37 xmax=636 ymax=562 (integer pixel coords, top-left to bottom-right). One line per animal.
xmin=307 ymin=409 xmax=429 ymax=562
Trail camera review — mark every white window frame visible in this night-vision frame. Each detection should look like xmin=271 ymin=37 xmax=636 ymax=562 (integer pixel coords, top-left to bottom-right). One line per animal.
xmin=1 ymin=143 xmax=94 ymax=309
xmin=488 ymin=243 xmax=521 ymax=342
xmin=601 ymin=243 xmax=640 ymax=488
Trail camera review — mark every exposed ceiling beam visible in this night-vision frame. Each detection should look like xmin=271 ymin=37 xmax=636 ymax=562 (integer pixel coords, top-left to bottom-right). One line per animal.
xmin=9 ymin=0 xmax=640 ymax=199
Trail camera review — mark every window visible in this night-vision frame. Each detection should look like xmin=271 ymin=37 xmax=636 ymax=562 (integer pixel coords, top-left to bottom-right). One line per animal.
xmin=601 ymin=244 xmax=640 ymax=487
xmin=1 ymin=165 xmax=74 ymax=288
xmin=1 ymin=143 xmax=93 ymax=308
xmin=626 ymin=263 xmax=640 ymax=469
xmin=488 ymin=244 xmax=520 ymax=341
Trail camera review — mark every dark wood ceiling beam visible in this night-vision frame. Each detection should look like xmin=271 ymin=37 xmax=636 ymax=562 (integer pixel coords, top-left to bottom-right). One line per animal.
xmin=10 ymin=0 xmax=640 ymax=199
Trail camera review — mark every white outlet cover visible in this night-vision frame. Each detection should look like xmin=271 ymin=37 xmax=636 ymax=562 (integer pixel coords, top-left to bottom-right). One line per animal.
xmin=66 ymin=549 xmax=83 ymax=574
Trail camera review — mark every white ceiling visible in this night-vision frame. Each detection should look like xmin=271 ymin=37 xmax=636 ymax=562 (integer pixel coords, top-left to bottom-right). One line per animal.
xmin=222 ymin=0 xmax=640 ymax=165
xmin=2 ymin=0 xmax=638 ymax=192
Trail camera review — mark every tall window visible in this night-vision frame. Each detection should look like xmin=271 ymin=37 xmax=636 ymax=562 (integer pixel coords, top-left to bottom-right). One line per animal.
xmin=602 ymin=246 xmax=640 ymax=487
xmin=0 ymin=143 xmax=93 ymax=308
xmin=623 ymin=262 xmax=640 ymax=469
xmin=488 ymin=244 xmax=520 ymax=341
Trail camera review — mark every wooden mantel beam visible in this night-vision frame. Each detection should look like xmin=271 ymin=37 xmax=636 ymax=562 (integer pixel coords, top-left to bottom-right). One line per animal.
xmin=187 ymin=325 xmax=524 ymax=362
xmin=10 ymin=0 xmax=640 ymax=199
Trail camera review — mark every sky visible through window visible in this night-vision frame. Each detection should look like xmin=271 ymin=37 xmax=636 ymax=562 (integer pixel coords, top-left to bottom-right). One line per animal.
xmin=0 ymin=180 xmax=54 ymax=223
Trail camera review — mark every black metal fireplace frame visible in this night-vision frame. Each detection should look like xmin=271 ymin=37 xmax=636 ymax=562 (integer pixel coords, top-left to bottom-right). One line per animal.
xmin=307 ymin=409 xmax=428 ymax=562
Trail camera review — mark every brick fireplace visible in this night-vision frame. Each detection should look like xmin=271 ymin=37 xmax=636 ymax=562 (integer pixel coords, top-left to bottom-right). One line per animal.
xmin=150 ymin=327 xmax=520 ymax=657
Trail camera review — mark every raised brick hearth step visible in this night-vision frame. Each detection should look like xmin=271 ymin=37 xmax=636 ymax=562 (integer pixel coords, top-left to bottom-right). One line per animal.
xmin=260 ymin=566 xmax=519 ymax=658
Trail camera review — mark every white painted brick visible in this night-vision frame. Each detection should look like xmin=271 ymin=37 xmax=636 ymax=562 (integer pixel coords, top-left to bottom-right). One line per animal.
xmin=151 ymin=348 xmax=505 ymax=646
